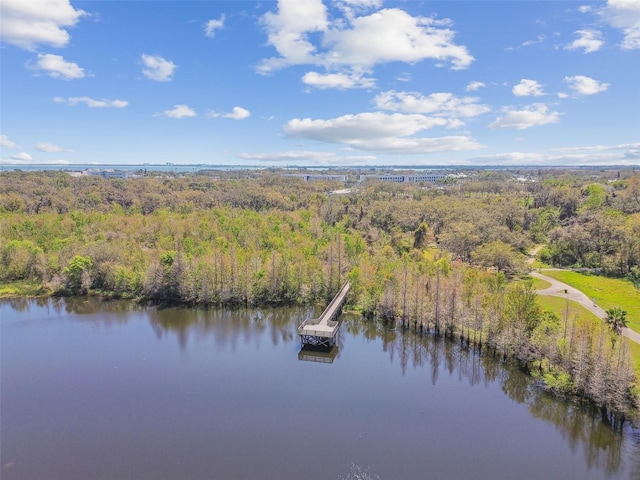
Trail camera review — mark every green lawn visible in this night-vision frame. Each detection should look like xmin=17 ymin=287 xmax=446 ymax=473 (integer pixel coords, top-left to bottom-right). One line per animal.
xmin=537 ymin=295 xmax=600 ymax=325
xmin=531 ymin=259 xmax=551 ymax=269
xmin=528 ymin=276 xmax=552 ymax=290
xmin=540 ymin=270 xmax=640 ymax=332
xmin=627 ymin=341 xmax=640 ymax=374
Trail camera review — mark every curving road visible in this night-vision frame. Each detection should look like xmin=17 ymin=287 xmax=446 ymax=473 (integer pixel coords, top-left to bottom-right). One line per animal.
xmin=530 ymin=270 xmax=640 ymax=345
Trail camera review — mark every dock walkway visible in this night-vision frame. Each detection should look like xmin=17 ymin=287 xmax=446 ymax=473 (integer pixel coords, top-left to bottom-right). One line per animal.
xmin=298 ymin=282 xmax=350 ymax=347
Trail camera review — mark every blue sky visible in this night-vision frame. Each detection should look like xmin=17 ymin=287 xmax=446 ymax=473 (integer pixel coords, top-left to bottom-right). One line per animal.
xmin=1 ymin=0 xmax=639 ymax=167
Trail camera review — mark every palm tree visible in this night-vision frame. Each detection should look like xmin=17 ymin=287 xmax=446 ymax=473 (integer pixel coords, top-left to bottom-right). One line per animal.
xmin=605 ymin=307 xmax=628 ymax=335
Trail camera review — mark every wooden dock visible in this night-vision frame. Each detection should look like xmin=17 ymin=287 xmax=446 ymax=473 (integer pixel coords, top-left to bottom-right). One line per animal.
xmin=298 ymin=282 xmax=350 ymax=347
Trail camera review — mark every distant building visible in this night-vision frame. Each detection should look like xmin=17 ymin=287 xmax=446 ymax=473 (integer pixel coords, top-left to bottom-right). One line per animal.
xmin=359 ymin=174 xmax=445 ymax=183
xmin=84 ymin=169 xmax=132 ymax=179
xmin=282 ymin=174 xmax=348 ymax=182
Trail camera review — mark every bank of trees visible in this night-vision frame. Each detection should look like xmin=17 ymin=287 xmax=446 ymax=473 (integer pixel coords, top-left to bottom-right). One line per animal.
xmin=1 ymin=169 xmax=639 ymax=419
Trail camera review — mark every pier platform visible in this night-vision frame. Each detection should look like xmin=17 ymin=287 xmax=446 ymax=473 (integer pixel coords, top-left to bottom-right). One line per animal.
xmin=298 ymin=282 xmax=350 ymax=347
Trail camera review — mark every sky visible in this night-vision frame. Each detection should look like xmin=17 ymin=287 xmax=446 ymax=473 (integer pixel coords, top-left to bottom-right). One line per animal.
xmin=0 ymin=0 xmax=639 ymax=167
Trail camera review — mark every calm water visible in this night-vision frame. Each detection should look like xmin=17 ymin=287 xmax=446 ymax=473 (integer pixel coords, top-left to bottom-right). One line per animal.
xmin=2 ymin=298 xmax=640 ymax=480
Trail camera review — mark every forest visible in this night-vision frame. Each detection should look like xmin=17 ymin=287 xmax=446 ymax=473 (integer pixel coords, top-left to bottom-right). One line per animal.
xmin=1 ymin=167 xmax=640 ymax=422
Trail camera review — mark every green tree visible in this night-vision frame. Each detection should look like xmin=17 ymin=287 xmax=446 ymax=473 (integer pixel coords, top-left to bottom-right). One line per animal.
xmin=471 ymin=240 xmax=526 ymax=275
xmin=62 ymin=255 xmax=93 ymax=294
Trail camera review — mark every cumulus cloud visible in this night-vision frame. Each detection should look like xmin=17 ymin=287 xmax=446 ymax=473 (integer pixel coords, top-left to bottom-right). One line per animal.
xmin=162 ymin=104 xmax=196 ymax=119
xmin=205 ymin=15 xmax=225 ymax=37
xmin=284 ymin=111 xmax=484 ymax=154
xmin=335 ymin=0 xmax=383 ymax=18
xmin=466 ymin=81 xmax=485 ymax=92
xmin=207 ymin=106 xmax=251 ymax=120
xmin=374 ymin=91 xmax=490 ymax=125
xmin=1 ymin=135 xmax=18 ymax=149
xmin=489 ymin=103 xmax=561 ymax=130
xmin=259 ymin=0 xmax=328 ymax=72
xmin=33 ymin=53 xmax=84 ymax=80
xmin=35 ymin=142 xmax=70 ymax=153
xmin=302 ymin=70 xmax=375 ymax=89
xmin=564 ymin=75 xmax=610 ymax=95
xmin=10 ymin=152 xmax=33 ymax=162
xmin=565 ymin=29 xmax=604 ymax=53
xmin=0 ymin=0 xmax=86 ymax=50
xmin=224 ymin=106 xmax=251 ymax=120
xmin=512 ymin=79 xmax=545 ymax=97
xmin=322 ymin=9 xmax=473 ymax=69
xmin=141 ymin=54 xmax=177 ymax=82
xmin=601 ymin=0 xmax=640 ymax=49
xmin=54 ymin=96 xmax=128 ymax=108
xmin=258 ymin=1 xmax=473 ymax=86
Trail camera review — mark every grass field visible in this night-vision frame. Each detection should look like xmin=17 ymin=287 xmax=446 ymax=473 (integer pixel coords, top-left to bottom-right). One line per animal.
xmin=539 ymin=270 xmax=640 ymax=332
xmin=537 ymin=294 xmax=640 ymax=374
xmin=537 ymin=295 xmax=599 ymax=325
xmin=0 ymin=281 xmax=48 ymax=297
xmin=521 ymin=275 xmax=552 ymax=290
xmin=627 ymin=341 xmax=640 ymax=374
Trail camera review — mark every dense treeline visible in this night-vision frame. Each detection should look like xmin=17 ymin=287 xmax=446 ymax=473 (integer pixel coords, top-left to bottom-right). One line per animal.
xmin=1 ymin=169 xmax=639 ymax=419
xmin=533 ymin=175 xmax=640 ymax=279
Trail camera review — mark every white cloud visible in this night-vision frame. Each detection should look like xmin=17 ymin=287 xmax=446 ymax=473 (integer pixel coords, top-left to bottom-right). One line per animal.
xmin=335 ymin=0 xmax=383 ymax=21
xmin=469 ymin=142 xmax=640 ymax=166
xmin=489 ymin=103 xmax=561 ymax=130
xmin=258 ymin=2 xmax=473 ymax=85
xmin=205 ymin=15 xmax=225 ymax=38
xmin=284 ymin=111 xmax=484 ymax=154
xmin=565 ymin=29 xmax=604 ymax=53
xmin=0 ymin=0 xmax=86 ymax=50
xmin=302 ymin=70 xmax=375 ymax=89
xmin=322 ymin=9 xmax=473 ymax=70
xmin=35 ymin=142 xmax=70 ymax=153
xmin=238 ymin=150 xmax=378 ymax=164
xmin=141 ymin=54 xmax=177 ymax=82
xmin=10 ymin=152 xmax=33 ymax=162
xmin=374 ymin=91 xmax=490 ymax=124
xmin=601 ymin=0 xmax=640 ymax=49
xmin=512 ymin=79 xmax=545 ymax=97
xmin=33 ymin=53 xmax=84 ymax=80
xmin=238 ymin=150 xmax=337 ymax=162
xmin=207 ymin=106 xmax=251 ymax=120
xmin=551 ymin=142 xmax=640 ymax=153
xmin=162 ymin=104 xmax=196 ymax=119
xmin=54 ymin=96 xmax=128 ymax=108
xmin=564 ymin=75 xmax=610 ymax=94
xmin=466 ymin=81 xmax=485 ymax=92
xmin=1 ymin=135 xmax=18 ymax=149
xmin=506 ymin=34 xmax=549 ymax=50
xmin=224 ymin=106 xmax=251 ymax=120
xmin=259 ymin=0 xmax=329 ymax=72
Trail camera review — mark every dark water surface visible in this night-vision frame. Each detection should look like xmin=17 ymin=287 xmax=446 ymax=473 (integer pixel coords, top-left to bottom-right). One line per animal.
xmin=2 ymin=298 xmax=640 ymax=480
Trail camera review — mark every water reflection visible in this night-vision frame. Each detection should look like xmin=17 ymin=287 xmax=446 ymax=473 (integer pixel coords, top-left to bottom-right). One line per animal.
xmin=346 ymin=317 xmax=640 ymax=476
xmin=2 ymin=298 xmax=639 ymax=478
xmin=298 ymin=345 xmax=340 ymax=363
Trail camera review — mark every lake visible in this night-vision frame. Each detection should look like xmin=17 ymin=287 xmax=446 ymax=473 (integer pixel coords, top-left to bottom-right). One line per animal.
xmin=2 ymin=298 xmax=639 ymax=479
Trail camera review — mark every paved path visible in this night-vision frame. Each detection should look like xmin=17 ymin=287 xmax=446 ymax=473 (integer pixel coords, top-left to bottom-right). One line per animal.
xmin=530 ymin=270 xmax=640 ymax=345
